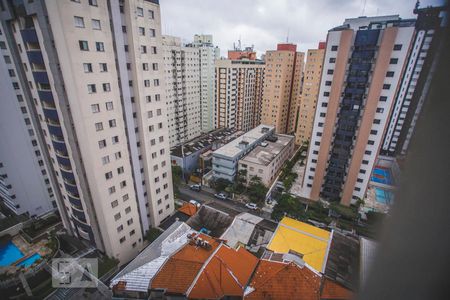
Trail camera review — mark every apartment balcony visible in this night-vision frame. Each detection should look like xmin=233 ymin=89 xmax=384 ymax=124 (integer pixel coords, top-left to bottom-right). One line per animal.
xmin=68 ymin=194 xmax=82 ymax=207
xmin=32 ymin=71 xmax=49 ymax=85
xmin=20 ymin=29 xmax=39 ymax=43
xmin=27 ymin=51 xmax=44 ymax=65
xmin=60 ymin=167 xmax=75 ymax=182
xmin=43 ymin=106 xmax=58 ymax=120
xmin=38 ymin=90 xmax=54 ymax=102
xmin=76 ymin=226 xmax=91 ymax=241
xmin=55 ymin=150 xmax=70 ymax=166
xmin=71 ymin=208 xmax=87 ymax=223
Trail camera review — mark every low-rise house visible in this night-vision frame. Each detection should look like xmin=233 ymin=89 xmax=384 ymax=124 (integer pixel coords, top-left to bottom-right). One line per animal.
xmin=212 ymin=125 xmax=275 ymax=181
xmin=170 ymin=128 xmax=240 ymax=177
xmin=267 ymin=217 xmax=333 ymax=273
xmin=238 ymin=133 xmax=295 ymax=187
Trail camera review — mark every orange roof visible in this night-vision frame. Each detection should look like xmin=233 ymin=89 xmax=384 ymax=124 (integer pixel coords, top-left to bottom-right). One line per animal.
xmin=178 ymin=203 xmax=197 ymax=216
xmin=188 ymin=246 xmax=259 ymax=299
xmin=321 ymin=279 xmax=353 ymax=300
xmin=245 ymin=260 xmax=322 ymax=300
xmin=150 ymin=234 xmax=220 ymax=294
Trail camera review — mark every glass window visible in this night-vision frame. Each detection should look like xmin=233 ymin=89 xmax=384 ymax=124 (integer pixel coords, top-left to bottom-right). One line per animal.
xmin=74 ymin=16 xmax=85 ymax=28
xmin=92 ymin=19 xmax=101 ymax=30
xmin=96 ymin=42 xmax=104 ymax=52
xmin=79 ymin=40 xmax=89 ymax=51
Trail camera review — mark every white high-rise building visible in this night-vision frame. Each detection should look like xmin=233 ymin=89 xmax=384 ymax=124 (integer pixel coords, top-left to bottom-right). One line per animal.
xmin=162 ymin=35 xmax=201 ymax=146
xmin=0 ymin=0 xmax=174 ymax=264
xmin=0 ymin=22 xmax=56 ymax=217
xmin=191 ymin=34 xmax=220 ymax=133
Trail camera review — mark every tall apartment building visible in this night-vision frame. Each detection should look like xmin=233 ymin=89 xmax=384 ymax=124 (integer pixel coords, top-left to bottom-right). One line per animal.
xmin=0 ymin=22 xmax=56 ymax=217
xmin=0 ymin=0 xmax=174 ymax=264
xmin=295 ymin=42 xmax=326 ymax=145
xmin=162 ymin=35 xmax=201 ymax=146
xmin=302 ymin=15 xmax=419 ymax=206
xmin=261 ymin=43 xmax=304 ymax=134
xmin=215 ymin=58 xmax=265 ymax=132
xmin=381 ymin=6 xmax=447 ymax=157
xmin=191 ymin=34 xmax=220 ymax=133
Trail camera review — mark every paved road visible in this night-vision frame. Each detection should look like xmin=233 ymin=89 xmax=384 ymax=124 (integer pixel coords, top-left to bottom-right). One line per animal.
xmin=178 ymin=186 xmax=270 ymax=218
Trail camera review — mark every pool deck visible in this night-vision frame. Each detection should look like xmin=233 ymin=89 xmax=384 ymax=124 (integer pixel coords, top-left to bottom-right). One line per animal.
xmin=364 ymin=186 xmax=392 ymax=213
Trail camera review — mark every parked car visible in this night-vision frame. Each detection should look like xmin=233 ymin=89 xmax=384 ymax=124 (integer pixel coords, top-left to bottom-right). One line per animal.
xmin=189 ymin=200 xmax=201 ymax=208
xmin=214 ymin=193 xmax=227 ymax=200
xmin=245 ymin=203 xmax=258 ymax=210
xmin=189 ymin=184 xmax=201 ymax=191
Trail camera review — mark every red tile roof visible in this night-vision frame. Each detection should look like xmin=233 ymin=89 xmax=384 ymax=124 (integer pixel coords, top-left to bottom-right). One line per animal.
xmin=321 ymin=278 xmax=353 ymax=300
xmin=245 ymin=259 xmax=322 ymax=300
xmin=178 ymin=203 xmax=198 ymax=216
xmin=188 ymin=246 xmax=259 ymax=299
xmin=150 ymin=233 xmax=220 ymax=294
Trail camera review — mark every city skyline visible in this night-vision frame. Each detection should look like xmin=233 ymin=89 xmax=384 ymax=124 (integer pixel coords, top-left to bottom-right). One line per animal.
xmin=160 ymin=0 xmax=443 ymax=56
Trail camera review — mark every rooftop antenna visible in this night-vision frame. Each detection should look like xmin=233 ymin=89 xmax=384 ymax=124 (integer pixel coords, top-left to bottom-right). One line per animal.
xmin=286 ymin=28 xmax=290 ymax=43
xmin=362 ymin=0 xmax=367 ymax=16
xmin=238 ymin=36 xmax=241 ymax=50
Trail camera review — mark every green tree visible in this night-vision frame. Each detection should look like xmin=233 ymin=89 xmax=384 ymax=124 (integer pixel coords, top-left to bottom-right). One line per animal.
xmin=172 ymin=165 xmax=183 ymax=186
xmin=246 ymin=176 xmax=268 ymax=207
xmin=211 ymin=178 xmax=232 ymax=193
xmin=144 ymin=228 xmax=162 ymax=243
xmin=271 ymin=194 xmax=307 ymax=221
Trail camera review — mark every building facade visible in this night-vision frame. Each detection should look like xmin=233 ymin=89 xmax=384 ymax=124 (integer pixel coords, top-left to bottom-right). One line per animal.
xmin=162 ymin=35 xmax=201 ymax=146
xmin=215 ymin=59 xmax=265 ymax=132
xmin=295 ymin=42 xmax=326 ymax=145
xmin=381 ymin=6 xmax=447 ymax=157
xmin=0 ymin=22 xmax=56 ymax=217
xmin=212 ymin=125 xmax=274 ymax=182
xmin=302 ymin=15 xmax=417 ymax=206
xmin=191 ymin=34 xmax=220 ymax=133
xmin=261 ymin=43 xmax=304 ymax=134
xmin=238 ymin=134 xmax=295 ymax=187
xmin=0 ymin=0 xmax=174 ymax=263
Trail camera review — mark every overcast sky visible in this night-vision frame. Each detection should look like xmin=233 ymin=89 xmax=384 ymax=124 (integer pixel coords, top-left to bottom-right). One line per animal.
xmin=160 ymin=0 xmax=444 ymax=57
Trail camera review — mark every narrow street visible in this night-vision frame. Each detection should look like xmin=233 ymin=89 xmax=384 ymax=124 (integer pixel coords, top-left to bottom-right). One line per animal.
xmin=177 ymin=185 xmax=270 ymax=218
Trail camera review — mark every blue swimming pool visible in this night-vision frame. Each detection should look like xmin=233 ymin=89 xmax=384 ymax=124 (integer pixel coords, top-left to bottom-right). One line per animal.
xmin=16 ymin=253 xmax=42 ymax=268
xmin=371 ymin=167 xmax=394 ymax=185
xmin=374 ymin=187 xmax=394 ymax=205
xmin=0 ymin=241 xmax=24 ymax=267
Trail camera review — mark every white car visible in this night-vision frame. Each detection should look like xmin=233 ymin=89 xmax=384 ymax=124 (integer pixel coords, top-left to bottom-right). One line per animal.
xmin=189 ymin=184 xmax=201 ymax=191
xmin=214 ymin=193 xmax=227 ymax=200
xmin=245 ymin=203 xmax=258 ymax=210
xmin=189 ymin=200 xmax=201 ymax=207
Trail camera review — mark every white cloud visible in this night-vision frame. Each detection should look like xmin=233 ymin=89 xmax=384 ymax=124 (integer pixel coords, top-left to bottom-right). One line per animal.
xmin=160 ymin=0 xmax=444 ymax=57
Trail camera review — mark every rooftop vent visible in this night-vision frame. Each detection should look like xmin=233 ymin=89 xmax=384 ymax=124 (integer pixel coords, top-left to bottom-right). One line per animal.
xmin=261 ymin=142 xmax=268 ymax=147
xmin=266 ymin=135 xmax=278 ymax=142
xmin=261 ymin=127 xmax=270 ymax=133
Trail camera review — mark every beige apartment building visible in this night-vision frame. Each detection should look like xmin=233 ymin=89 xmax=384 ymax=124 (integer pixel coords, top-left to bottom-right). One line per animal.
xmin=215 ymin=59 xmax=265 ymax=132
xmin=261 ymin=43 xmax=304 ymax=134
xmin=238 ymin=134 xmax=295 ymax=187
xmin=162 ymin=35 xmax=201 ymax=146
xmin=0 ymin=0 xmax=173 ymax=264
xmin=295 ymin=42 xmax=326 ymax=145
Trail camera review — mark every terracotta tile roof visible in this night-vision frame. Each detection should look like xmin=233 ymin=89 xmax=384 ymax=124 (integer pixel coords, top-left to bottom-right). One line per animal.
xmin=150 ymin=233 xmax=220 ymax=294
xmin=245 ymin=259 xmax=322 ymax=300
xmin=320 ymin=278 xmax=353 ymax=300
xmin=188 ymin=245 xmax=259 ymax=299
xmin=178 ymin=203 xmax=198 ymax=217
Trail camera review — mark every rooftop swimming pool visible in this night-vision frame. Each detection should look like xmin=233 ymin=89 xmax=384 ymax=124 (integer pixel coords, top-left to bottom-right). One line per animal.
xmin=371 ymin=167 xmax=394 ymax=186
xmin=0 ymin=241 xmax=24 ymax=267
xmin=374 ymin=187 xmax=394 ymax=205
xmin=16 ymin=253 xmax=42 ymax=268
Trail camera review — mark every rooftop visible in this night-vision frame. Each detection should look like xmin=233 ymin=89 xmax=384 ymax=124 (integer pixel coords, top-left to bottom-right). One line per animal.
xmin=240 ymin=134 xmax=293 ymax=166
xmin=170 ymin=127 xmax=239 ymax=158
xmin=151 ymin=233 xmax=221 ymax=294
xmin=267 ymin=217 xmax=333 ymax=272
xmin=186 ymin=204 xmax=235 ymax=237
xmin=245 ymin=259 xmax=322 ymax=300
xmin=213 ymin=124 xmax=275 ymax=159
xmin=188 ymin=245 xmax=259 ymax=299
xmin=110 ymin=222 xmax=194 ymax=293
xmin=220 ymin=213 xmax=266 ymax=249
